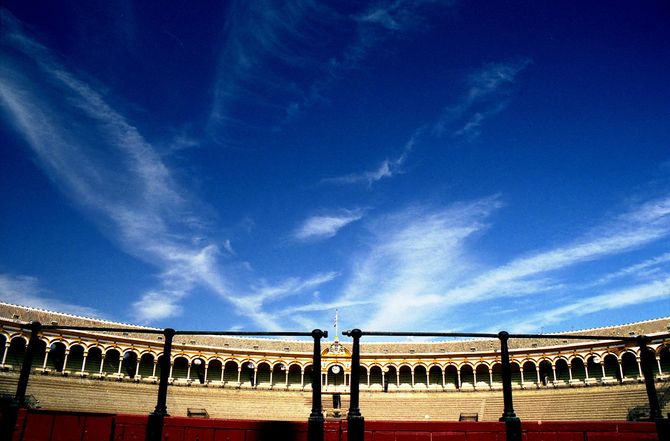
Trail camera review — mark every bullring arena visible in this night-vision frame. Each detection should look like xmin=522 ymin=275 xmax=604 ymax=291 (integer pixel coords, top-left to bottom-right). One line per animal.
xmin=0 ymin=302 xmax=668 ymax=440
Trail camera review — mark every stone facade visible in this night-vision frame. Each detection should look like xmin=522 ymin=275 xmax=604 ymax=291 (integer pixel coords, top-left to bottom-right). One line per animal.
xmin=1 ymin=303 xmax=668 ymax=393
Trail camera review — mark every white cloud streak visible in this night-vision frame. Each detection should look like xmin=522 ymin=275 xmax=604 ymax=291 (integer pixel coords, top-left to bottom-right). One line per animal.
xmin=294 ymin=210 xmax=365 ymax=240
xmin=0 ymin=274 xmax=101 ymax=318
xmin=0 ymin=11 xmax=233 ymax=323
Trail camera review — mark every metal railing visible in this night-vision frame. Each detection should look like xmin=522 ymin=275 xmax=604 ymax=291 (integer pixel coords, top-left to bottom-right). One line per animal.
xmin=341 ymin=329 xmax=667 ymax=441
xmin=1 ymin=322 xmax=328 ymax=441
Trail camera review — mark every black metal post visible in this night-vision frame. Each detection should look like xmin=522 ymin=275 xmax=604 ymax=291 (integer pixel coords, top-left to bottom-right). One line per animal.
xmin=308 ymin=329 xmax=327 ymax=441
xmin=1 ymin=321 xmax=42 ymax=440
xmin=346 ymin=329 xmax=364 ymax=441
xmin=637 ymin=336 xmax=661 ymax=419
xmin=498 ymin=331 xmax=521 ymax=441
xmin=637 ymin=336 xmax=669 ymax=441
xmin=146 ymin=328 xmax=175 ymax=441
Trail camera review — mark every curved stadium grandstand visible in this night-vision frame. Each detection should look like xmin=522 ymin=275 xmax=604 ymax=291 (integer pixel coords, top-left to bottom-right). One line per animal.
xmin=0 ymin=302 xmax=668 ymax=427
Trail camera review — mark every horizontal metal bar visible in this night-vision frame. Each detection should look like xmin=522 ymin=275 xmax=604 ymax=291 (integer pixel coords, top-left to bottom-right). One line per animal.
xmin=343 ymin=330 xmax=640 ymax=342
xmin=174 ymin=331 xmax=314 ymax=337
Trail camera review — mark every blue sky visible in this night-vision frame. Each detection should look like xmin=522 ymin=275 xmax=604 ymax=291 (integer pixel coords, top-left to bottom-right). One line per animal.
xmin=1 ymin=1 xmax=669 ymax=334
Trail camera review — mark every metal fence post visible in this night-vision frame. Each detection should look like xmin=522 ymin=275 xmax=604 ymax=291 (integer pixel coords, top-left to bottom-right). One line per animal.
xmin=146 ymin=328 xmax=175 ymax=441
xmin=308 ymin=329 xmax=327 ymax=441
xmin=1 ymin=321 xmax=42 ymax=440
xmin=498 ymin=331 xmax=521 ymax=441
xmin=346 ymin=329 xmax=364 ymax=441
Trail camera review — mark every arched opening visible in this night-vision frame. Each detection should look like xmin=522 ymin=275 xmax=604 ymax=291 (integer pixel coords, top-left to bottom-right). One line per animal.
xmin=428 ymin=365 xmax=442 ymax=387
xmin=47 ymin=342 xmax=66 ymax=372
xmin=587 ymin=355 xmax=602 ymax=381
xmin=207 ymin=359 xmax=223 ymax=383
xmin=287 ymin=364 xmax=302 ymax=388
xmin=327 ymin=364 xmax=345 ymax=386
xmin=370 ymin=366 xmax=383 ymax=389
xmin=555 ymin=359 xmax=570 ymax=384
xmin=103 ymin=349 xmax=121 ymax=375
xmin=491 ymin=363 xmax=503 ymax=388
xmin=271 ymin=363 xmax=287 ymax=388
xmin=660 ymin=346 xmax=670 ymax=376
xmin=0 ymin=334 xmax=7 ymax=365
xmin=571 ymin=357 xmax=586 ymax=383
xmin=241 ymin=361 xmax=255 ymax=386
xmin=603 ymin=354 xmax=619 ymax=381
xmin=303 ymin=365 xmax=313 ymax=389
xmin=255 ymin=362 xmax=271 ymax=387
xmin=65 ymin=344 xmax=85 ymax=373
xmin=414 ymin=365 xmax=427 ymax=388
xmin=138 ymin=353 xmax=155 ymax=378
xmin=445 ymin=365 xmax=458 ymax=389
xmin=460 ymin=364 xmax=474 ymax=389
xmin=358 ymin=365 xmax=368 ymax=389
xmin=621 ymin=352 xmax=638 ymax=380
xmin=5 ymin=337 xmax=27 ymax=370
xmin=384 ymin=366 xmax=398 ymax=392
xmin=85 ymin=347 xmax=103 ymax=374
xmin=223 ymin=361 xmax=239 ymax=383
xmin=398 ymin=365 xmax=412 ymax=388
xmin=475 ymin=364 xmax=490 ymax=389
xmin=192 ymin=358 xmax=206 ymax=384
xmin=538 ymin=360 xmax=552 ymax=386
xmin=122 ymin=352 xmax=138 ymax=378
xmin=172 ymin=356 xmax=189 ymax=380
xmin=522 ymin=361 xmax=536 ymax=386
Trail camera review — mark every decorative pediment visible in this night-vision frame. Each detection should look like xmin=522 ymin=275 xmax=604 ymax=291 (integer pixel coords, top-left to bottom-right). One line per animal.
xmin=322 ymin=340 xmax=351 ymax=357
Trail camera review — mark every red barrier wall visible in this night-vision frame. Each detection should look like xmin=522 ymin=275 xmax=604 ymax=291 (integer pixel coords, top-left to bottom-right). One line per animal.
xmin=9 ymin=410 xmax=661 ymax=441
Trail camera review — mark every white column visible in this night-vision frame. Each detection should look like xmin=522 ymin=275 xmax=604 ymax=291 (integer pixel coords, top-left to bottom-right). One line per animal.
xmin=301 ymin=369 xmax=305 ymax=388
xmin=204 ymin=365 xmax=209 ymax=382
xmin=457 ymin=370 xmax=461 ymax=388
xmin=152 ymin=360 xmax=157 ymax=377
xmin=253 ymin=367 xmax=257 ymax=387
xmin=411 ymin=370 xmax=415 ymax=387
xmin=567 ymin=364 xmax=573 ymax=381
xmin=442 ymin=369 xmax=446 ymax=387
xmin=117 ymin=355 xmax=123 ymax=375
xmin=584 ymin=362 xmax=589 ymax=379
xmin=1 ymin=340 xmax=8 ymax=365
xmin=367 ymin=370 xmax=370 ymax=387
xmin=617 ymin=361 xmax=623 ymax=381
xmin=99 ymin=355 xmax=105 ymax=374
xmin=81 ymin=352 xmax=88 ymax=373
xmin=285 ymin=368 xmax=289 ymax=387
xmin=237 ymin=367 xmax=241 ymax=384
xmin=220 ymin=365 xmax=225 ymax=382
xmin=426 ymin=369 xmax=429 ymax=386
xmin=42 ymin=348 xmax=49 ymax=370
xmin=637 ymin=358 xmax=643 ymax=378
xmin=600 ymin=363 xmax=605 ymax=379
xmin=535 ymin=366 xmax=541 ymax=384
xmin=187 ymin=363 xmax=192 ymax=381
xmin=135 ymin=359 xmax=140 ymax=378
xmin=169 ymin=361 xmax=174 ymax=379
xmin=269 ymin=368 xmax=273 ymax=386
xmin=489 ymin=370 xmax=493 ymax=388
xmin=657 ymin=358 xmax=663 ymax=375
xmin=473 ymin=369 xmax=477 ymax=388
xmin=552 ymin=365 xmax=557 ymax=382
xmin=520 ymin=368 xmax=524 ymax=384
xmin=61 ymin=351 xmax=69 ymax=372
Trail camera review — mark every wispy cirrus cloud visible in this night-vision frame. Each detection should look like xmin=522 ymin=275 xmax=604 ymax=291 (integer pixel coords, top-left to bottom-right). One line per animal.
xmin=294 ymin=209 xmax=365 ymax=241
xmin=0 ymin=11 xmax=234 ymax=323
xmin=0 ymin=274 xmax=101 ymax=318
xmin=230 ymin=272 xmax=339 ymax=331
xmin=298 ymin=193 xmax=670 ymax=333
xmin=435 ymin=58 xmax=532 ymax=140
xmin=499 ymin=277 xmax=670 ymax=333
xmin=323 ymin=58 xmax=530 ymax=187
